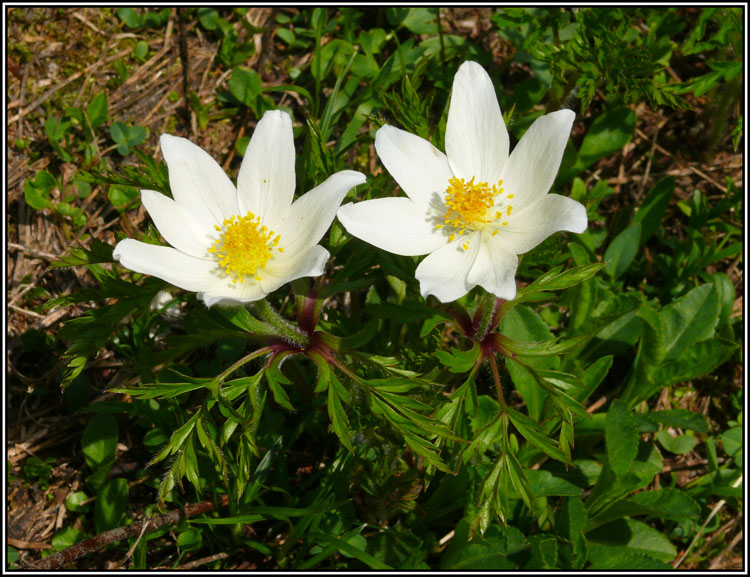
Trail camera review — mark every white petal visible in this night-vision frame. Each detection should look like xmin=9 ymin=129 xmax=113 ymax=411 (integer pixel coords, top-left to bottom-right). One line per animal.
xmin=337 ymin=197 xmax=447 ymax=256
xmin=260 ymin=245 xmax=330 ymax=294
xmin=374 ymin=125 xmax=453 ymax=209
xmin=467 ymin=232 xmax=519 ymax=300
xmin=160 ymin=134 xmax=239 ymax=231
xmin=415 ymin=236 xmax=481 ymax=302
xmin=113 ymin=239 xmax=227 ymax=293
xmin=497 ymin=194 xmax=588 ymax=255
xmin=141 ymin=190 xmax=214 ymax=259
xmin=277 ymin=170 xmax=366 ymax=254
xmin=200 ymin=278 xmax=268 ymax=307
xmin=501 ymin=109 xmax=575 ymax=211
xmin=236 ymin=110 xmax=296 ymax=227
xmin=445 ymin=61 xmax=509 ymax=184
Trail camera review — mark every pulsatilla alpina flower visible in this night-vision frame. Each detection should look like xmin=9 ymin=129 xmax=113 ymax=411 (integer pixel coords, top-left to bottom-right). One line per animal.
xmin=337 ymin=61 xmax=587 ymax=302
xmin=113 ymin=110 xmax=365 ymax=307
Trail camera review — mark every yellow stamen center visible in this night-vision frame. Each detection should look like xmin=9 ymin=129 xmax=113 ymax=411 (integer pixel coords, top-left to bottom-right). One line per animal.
xmin=208 ymin=211 xmax=283 ymax=283
xmin=436 ymin=176 xmax=513 ymax=249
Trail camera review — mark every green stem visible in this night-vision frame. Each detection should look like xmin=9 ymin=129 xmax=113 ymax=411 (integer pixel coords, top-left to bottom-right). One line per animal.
xmin=488 ymin=352 xmax=507 ymax=411
xmin=254 ymin=299 xmax=310 ymax=348
xmin=475 ymin=290 xmax=499 ymax=340
xmin=217 ymin=346 xmax=274 ymax=383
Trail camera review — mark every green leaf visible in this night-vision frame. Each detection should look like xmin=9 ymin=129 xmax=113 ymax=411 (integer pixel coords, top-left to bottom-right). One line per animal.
xmin=51 ymin=526 xmax=86 ymax=551
xmin=526 ymin=534 xmax=558 ymax=569
xmin=81 ymin=414 xmax=118 ymax=472
xmin=586 ymin=442 xmax=663 ymax=516
xmin=656 ymin=430 xmax=698 ymax=454
xmin=587 ymin=518 xmax=677 ymax=564
xmin=64 ymin=491 xmax=91 ymax=513
xmin=500 ymin=306 xmax=556 ymax=421
xmin=94 ymin=478 xmax=129 ymax=533
xmin=177 ymin=528 xmax=203 ymax=552
xmin=86 ymin=93 xmax=108 ymax=130
xmin=651 ymin=337 xmax=737 ymax=389
xmin=526 ymin=469 xmax=581 ymax=496
xmin=434 ymin=343 xmax=481 ymax=373
xmin=108 ymin=184 xmax=139 ymax=209
xmin=507 ymin=407 xmax=571 ymax=464
xmin=660 ymin=284 xmax=719 ymax=360
xmin=228 ymin=67 xmax=263 ymax=111
xmin=644 ymin=409 xmax=708 ymax=434
xmin=309 ymin=531 xmax=393 ymax=570
xmin=441 ymin=521 xmax=526 ymax=570
xmin=604 ymin=223 xmax=641 ymax=280
xmin=265 ymin=357 xmax=294 ymax=412
xmin=605 ymin=400 xmax=639 ymax=476
xmin=557 ymin=496 xmax=588 ymax=569
xmin=328 ymin=374 xmax=354 ymax=452
xmin=24 ymin=170 xmax=57 ymax=210
xmin=117 ymin=7 xmax=142 ymax=28
xmin=632 ymin=176 xmax=674 ymax=246
xmin=578 ymin=108 xmax=637 ymax=170
xmin=588 ymin=488 xmax=701 ymax=531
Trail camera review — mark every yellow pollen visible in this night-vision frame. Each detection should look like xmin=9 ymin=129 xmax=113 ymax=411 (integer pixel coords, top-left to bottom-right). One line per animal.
xmin=439 ymin=176 xmax=504 ymax=237
xmin=208 ymin=211 xmax=281 ymax=284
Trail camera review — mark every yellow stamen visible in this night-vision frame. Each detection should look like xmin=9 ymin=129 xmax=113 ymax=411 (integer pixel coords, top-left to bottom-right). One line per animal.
xmin=208 ymin=211 xmax=282 ymax=284
xmin=436 ymin=176 xmax=516 ymax=248
xmin=439 ymin=176 xmax=503 ymax=236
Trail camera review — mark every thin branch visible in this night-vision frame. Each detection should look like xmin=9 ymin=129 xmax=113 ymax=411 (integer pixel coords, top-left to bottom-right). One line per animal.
xmin=25 ymin=496 xmax=227 ymax=570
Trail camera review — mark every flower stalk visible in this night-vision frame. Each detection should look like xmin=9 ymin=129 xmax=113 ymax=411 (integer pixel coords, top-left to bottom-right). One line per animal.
xmin=253 ymin=299 xmax=310 ymax=348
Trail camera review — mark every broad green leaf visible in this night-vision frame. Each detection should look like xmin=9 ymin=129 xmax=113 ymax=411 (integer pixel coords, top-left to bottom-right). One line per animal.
xmin=81 ymin=414 xmax=118 ymax=472
xmin=228 ymin=67 xmax=263 ymax=110
xmin=526 ymin=469 xmax=581 ymax=496
xmin=500 ymin=306 xmax=556 ymax=420
xmin=526 ymin=534 xmax=558 ymax=569
xmin=652 ymin=338 xmax=737 ymax=389
xmin=52 ymin=526 xmax=86 ymax=551
xmin=177 ymin=527 xmax=203 ymax=551
xmin=588 ymin=488 xmax=700 ymax=531
xmin=441 ymin=521 xmax=525 ymax=570
xmin=656 ymin=430 xmax=698 ymax=454
xmin=632 ymin=176 xmax=674 ymax=246
xmin=577 ymin=108 xmax=637 ymax=171
xmin=644 ymin=409 xmax=708 ymax=434
xmin=586 ymin=442 xmax=663 ymax=516
xmin=587 ymin=518 xmax=677 ymax=564
xmin=310 ymin=531 xmax=393 ymax=570
xmin=108 ymin=184 xmax=139 ymax=209
xmin=86 ymin=93 xmax=108 ymax=130
xmin=604 ymin=223 xmax=641 ymax=280
xmin=94 ymin=478 xmax=129 ymax=533
xmin=661 ymin=284 xmax=720 ymax=360
xmin=557 ymin=496 xmax=588 ymax=569
xmin=64 ymin=491 xmax=91 ymax=513
xmin=605 ymin=400 xmax=639 ymax=476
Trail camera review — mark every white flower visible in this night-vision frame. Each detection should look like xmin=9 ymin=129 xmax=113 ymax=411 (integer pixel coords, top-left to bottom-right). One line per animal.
xmin=337 ymin=61 xmax=587 ymax=303
xmin=113 ymin=110 xmax=366 ymax=307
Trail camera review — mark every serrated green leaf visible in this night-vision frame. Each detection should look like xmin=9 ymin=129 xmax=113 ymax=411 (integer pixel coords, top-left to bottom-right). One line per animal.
xmin=435 ymin=343 xmax=481 ymax=373
xmin=507 ymin=407 xmax=571 ymax=464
